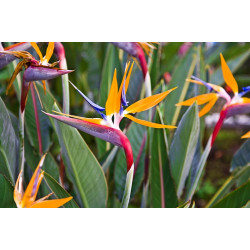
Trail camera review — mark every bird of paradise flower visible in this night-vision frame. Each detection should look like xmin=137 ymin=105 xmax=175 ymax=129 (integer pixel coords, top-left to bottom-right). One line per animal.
xmin=14 ymin=154 xmax=72 ymax=208
xmin=44 ymin=61 xmax=177 ymax=207
xmin=0 ymin=42 xmax=73 ymax=111
xmin=176 ymin=53 xmax=250 ymax=146
xmin=176 ymin=53 xmax=250 ymax=200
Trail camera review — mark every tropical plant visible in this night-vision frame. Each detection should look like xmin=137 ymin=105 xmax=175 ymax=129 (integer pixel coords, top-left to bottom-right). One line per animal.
xmin=0 ymin=42 xmax=249 ymax=208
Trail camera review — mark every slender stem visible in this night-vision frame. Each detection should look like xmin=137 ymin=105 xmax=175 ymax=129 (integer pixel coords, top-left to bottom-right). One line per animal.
xmin=121 ymin=164 xmax=134 ymax=208
xmin=61 ymin=67 xmax=70 ymax=114
xmin=54 ymin=42 xmax=70 ymax=114
xmin=158 ymin=144 xmax=165 ymax=208
xmin=120 ymin=133 xmax=134 ymax=208
xmin=19 ymin=109 xmax=25 ymax=172
xmin=30 ymin=83 xmax=43 ymax=155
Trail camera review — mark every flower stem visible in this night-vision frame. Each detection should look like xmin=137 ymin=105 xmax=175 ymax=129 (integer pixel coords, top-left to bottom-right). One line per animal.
xmin=19 ymin=109 xmax=25 ymax=172
xmin=30 ymin=83 xmax=43 ymax=155
xmin=121 ymin=164 xmax=134 ymax=208
xmin=54 ymin=42 xmax=70 ymax=114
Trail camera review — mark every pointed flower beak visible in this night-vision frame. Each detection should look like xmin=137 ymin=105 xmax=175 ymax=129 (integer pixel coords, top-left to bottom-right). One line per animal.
xmin=19 ymin=66 xmax=73 ymax=112
xmin=14 ymin=154 xmax=72 ymax=208
xmin=43 ymin=111 xmax=134 ymax=171
xmin=0 ymin=42 xmax=32 ymax=69
xmin=44 ymin=111 xmax=124 ymax=147
xmin=23 ymin=66 xmax=74 ymax=82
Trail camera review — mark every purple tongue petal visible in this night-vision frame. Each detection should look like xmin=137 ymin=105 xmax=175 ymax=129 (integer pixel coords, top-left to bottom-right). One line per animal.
xmin=68 ymin=80 xmax=106 ymax=119
xmin=121 ymin=77 xmax=129 ymax=107
xmin=111 ymin=42 xmax=138 ymax=57
xmin=226 ymin=103 xmax=250 ymax=117
xmin=23 ymin=66 xmax=73 ymax=82
xmin=44 ymin=112 xmax=123 ymax=147
xmin=31 ymin=168 xmax=41 ymax=197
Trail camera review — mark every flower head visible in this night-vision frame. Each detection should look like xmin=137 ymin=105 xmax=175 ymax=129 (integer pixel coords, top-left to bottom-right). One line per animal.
xmin=0 ymin=42 xmax=73 ymax=112
xmin=176 ymin=53 xmax=250 ymax=117
xmin=14 ymin=154 xmax=72 ymax=208
xmin=44 ymin=62 xmax=176 ymax=171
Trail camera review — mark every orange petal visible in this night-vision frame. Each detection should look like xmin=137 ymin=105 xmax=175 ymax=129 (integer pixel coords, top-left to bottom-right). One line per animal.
xmin=124 ymin=114 xmax=176 ymax=129
xmin=176 ymin=93 xmax=218 ymax=106
xmin=220 ymin=53 xmax=238 ymax=94
xmin=125 ymin=87 xmax=177 ymax=114
xmin=44 ymin=42 xmax=54 ymax=63
xmin=198 ymin=96 xmax=218 ymax=117
xmin=105 ymin=69 xmax=118 ymax=116
xmin=241 ymin=131 xmax=250 ymax=139
xmin=241 ymin=97 xmax=250 ymax=103
xmin=6 ymin=60 xmax=25 ymax=94
xmin=30 ymin=42 xmax=43 ymax=61
xmin=21 ymin=154 xmax=46 ymax=208
xmin=33 ymin=193 xmax=53 ymax=204
xmin=52 ymin=110 xmax=104 ymax=125
xmin=30 ymin=197 xmax=72 ymax=208
xmin=42 ymin=80 xmax=46 ymax=94
xmin=14 ymin=170 xmax=23 ymax=207
xmin=124 ymin=61 xmax=134 ymax=94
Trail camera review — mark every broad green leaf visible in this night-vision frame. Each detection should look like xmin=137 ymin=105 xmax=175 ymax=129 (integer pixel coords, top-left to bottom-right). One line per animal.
xmin=170 ymin=103 xmax=200 ymax=198
xmin=25 ymin=84 xmax=51 ymax=153
xmin=204 ymin=43 xmax=228 ymax=65
xmin=114 ymin=113 xmax=146 ymax=201
xmin=206 ymin=164 xmax=250 ymax=208
xmin=243 ymin=201 xmax=250 ymax=208
xmin=53 ymin=103 xmax=108 ymax=208
xmin=8 ymin=111 xmax=19 ymax=137
xmin=0 ymin=97 xmax=18 ymax=183
xmin=102 ymin=146 xmax=119 ymax=173
xmin=0 ymin=174 xmax=16 ymax=208
xmin=35 ymin=83 xmax=108 ymax=207
xmin=43 ymin=172 xmax=79 ymax=208
xmin=25 ymin=136 xmax=59 ymax=181
xmin=149 ymin=43 xmax=161 ymax=89
xmin=206 ymin=43 xmax=250 ymax=65
xmin=164 ymin=44 xmax=198 ymax=126
xmin=24 ymin=135 xmax=60 ymax=197
xmin=150 ymin=108 xmax=178 ymax=208
xmin=213 ymin=181 xmax=250 ymax=208
xmin=160 ymin=42 xmax=183 ymax=74
xmin=231 ymin=139 xmax=250 ymax=172
xmin=210 ymin=49 xmax=250 ymax=86
xmin=96 ymin=44 xmax=122 ymax=158
xmin=185 ymin=137 xmax=212 ymax=201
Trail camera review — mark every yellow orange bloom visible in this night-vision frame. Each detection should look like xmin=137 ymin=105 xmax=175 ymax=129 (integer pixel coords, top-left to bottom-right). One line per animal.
xmin=176 ymin=53 xmax=250 ymax=117
xmin=14 ymin=154 xmax=72 ymax=208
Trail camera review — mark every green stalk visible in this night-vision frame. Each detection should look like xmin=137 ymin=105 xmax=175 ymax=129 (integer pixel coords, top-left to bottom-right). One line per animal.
xmin=121 ymin=164 xmax=134 ymax=208
xmin=61 ymin=60 xmax=70 ymax=114
xmin=19 ymin=110 xmax=25 ymax=172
